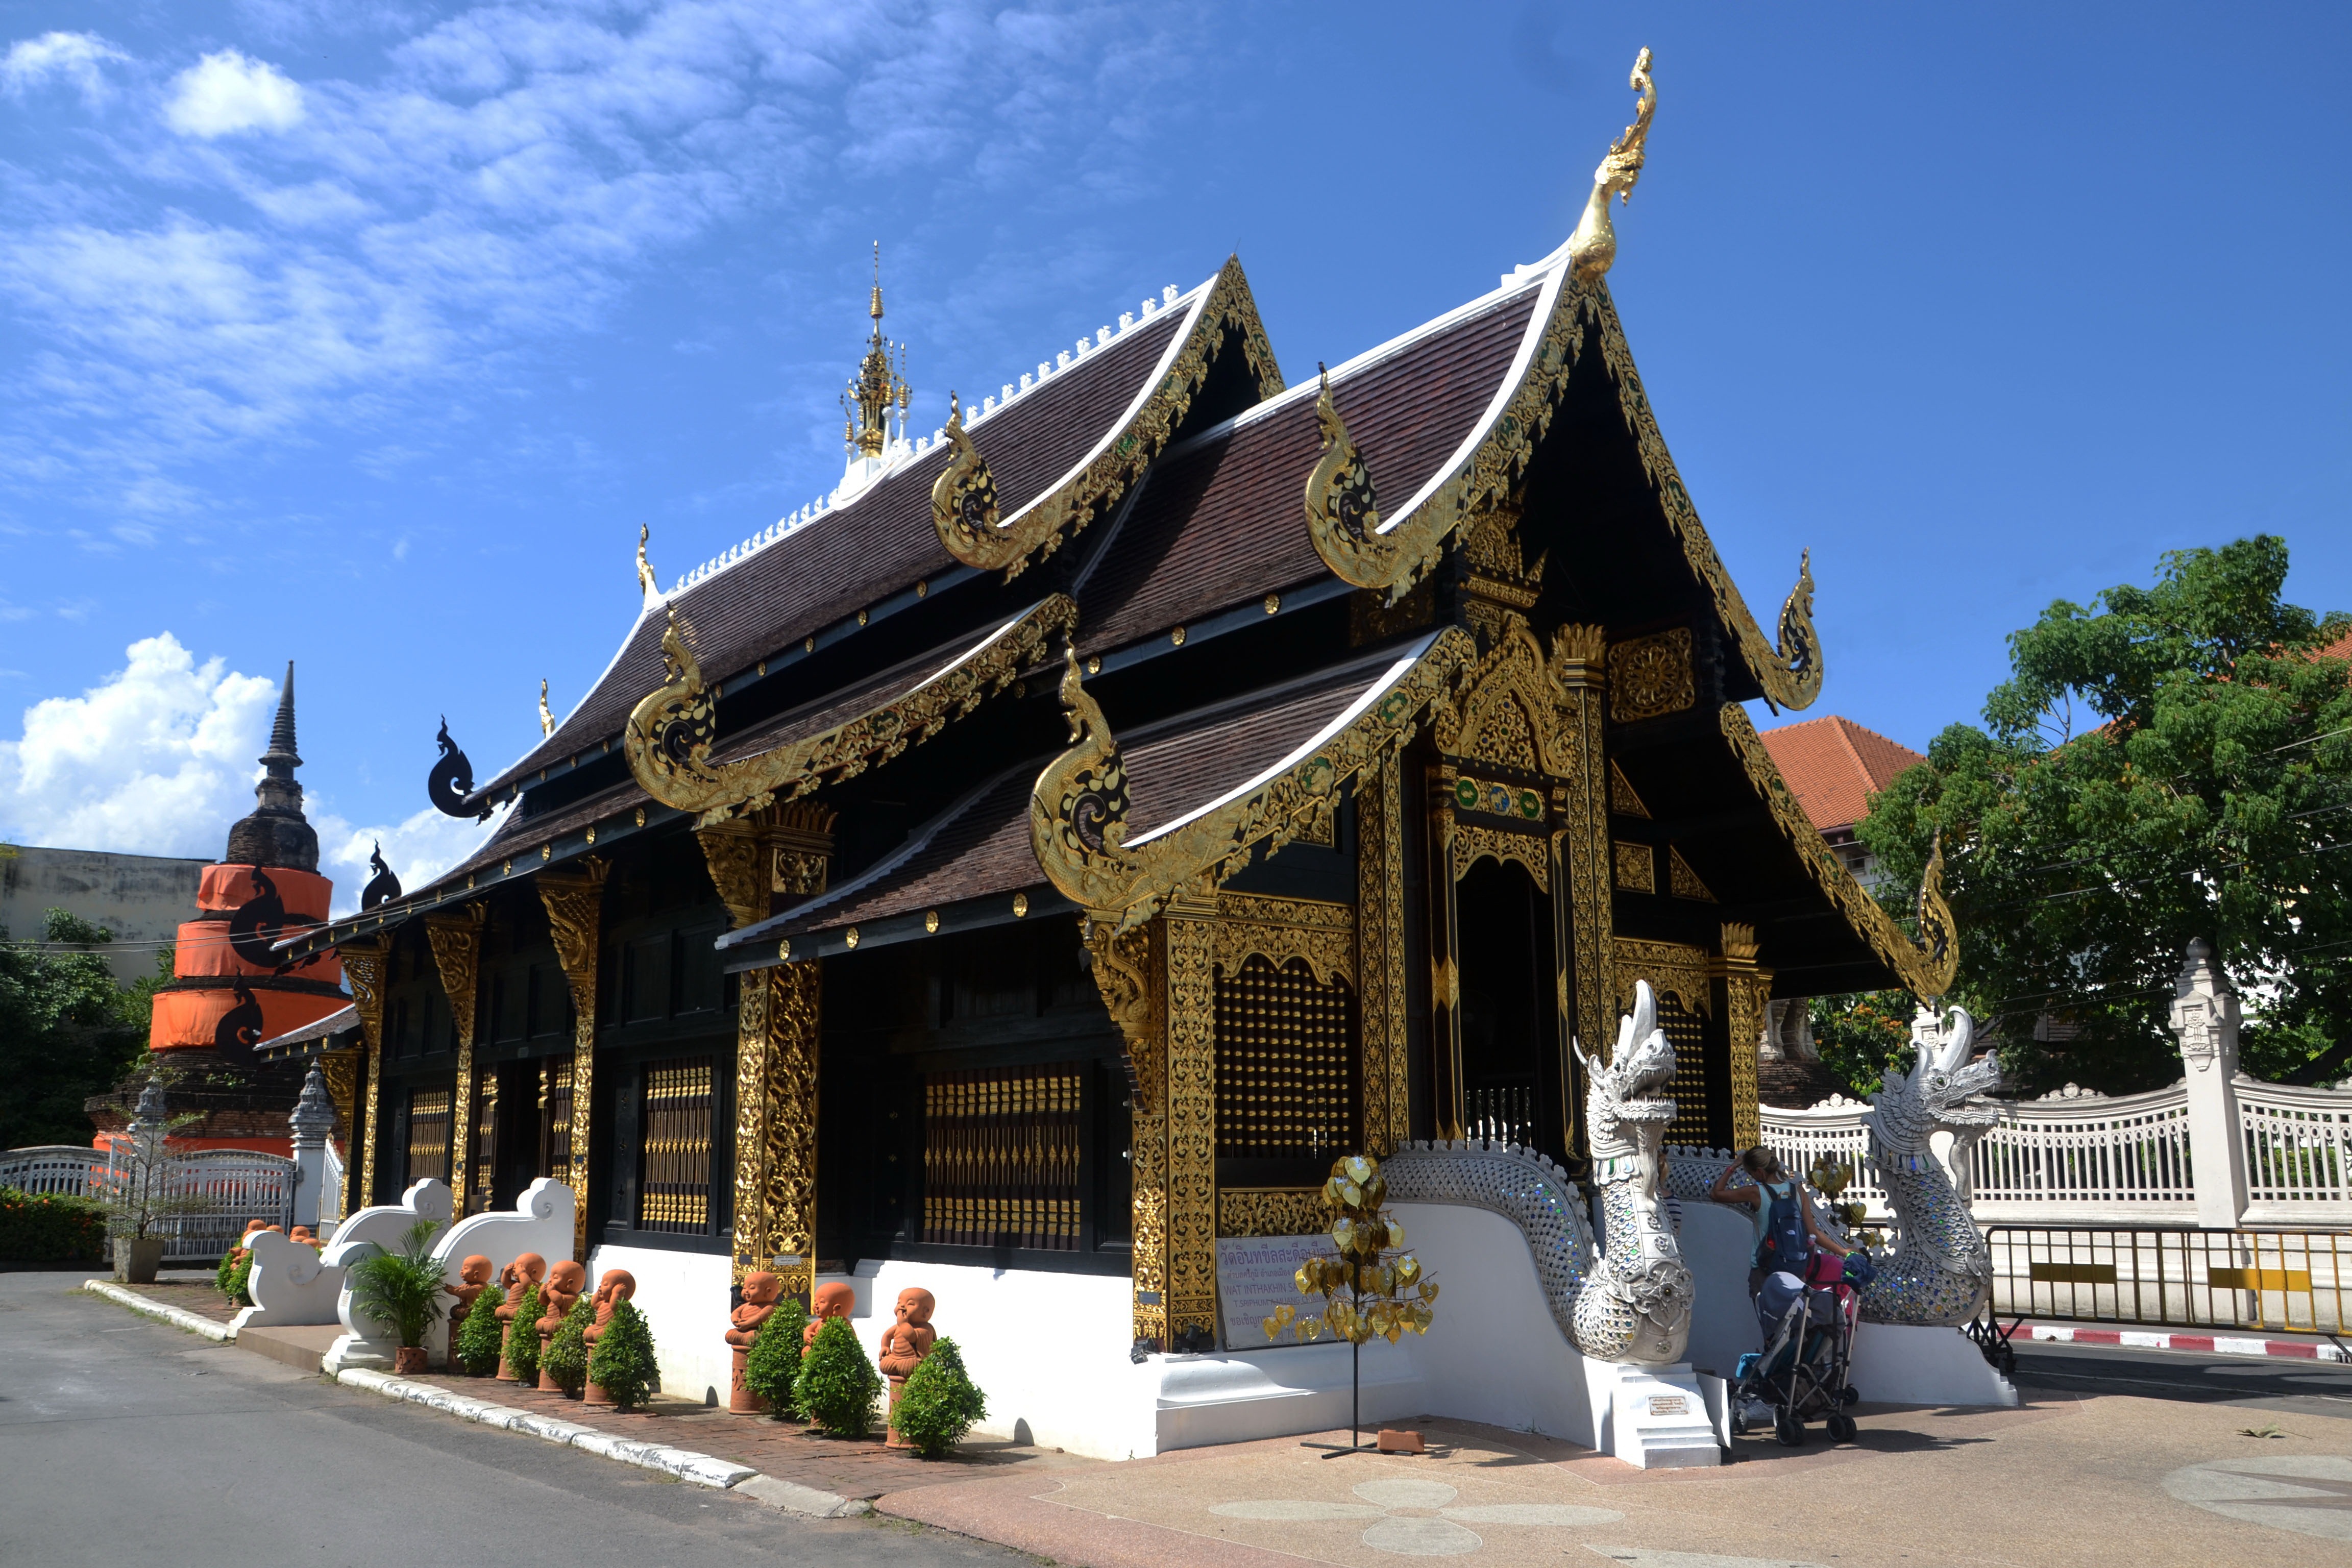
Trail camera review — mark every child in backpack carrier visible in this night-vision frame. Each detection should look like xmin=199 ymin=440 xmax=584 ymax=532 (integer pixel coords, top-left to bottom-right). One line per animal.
xmin=1707 ymin=1145 xmax=1854 ymax=1298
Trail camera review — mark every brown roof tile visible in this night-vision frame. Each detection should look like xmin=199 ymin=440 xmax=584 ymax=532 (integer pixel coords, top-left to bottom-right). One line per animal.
xmin=1076 ymin=281 xmax=1541 ymax=653
xmin=1756 ymin=715 xmax=1926 ymax=836
xmin=480 ymin=290 xmax=1204 ymax=797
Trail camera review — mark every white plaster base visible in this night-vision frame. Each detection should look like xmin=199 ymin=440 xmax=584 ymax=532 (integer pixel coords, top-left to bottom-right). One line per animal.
xmin=1848 ymin=1321 xmax=2019 ymax=1408
xmin=1152 ymin=1340 xmax=1422 ymax=1455
xmin=584 ymin=1241 xmax=733 ymax=1406
xmin=232 ymin=1227 xmax=343 ymax=1333
xmin=1600 ymin=1362 xmax=1722 ymax=1469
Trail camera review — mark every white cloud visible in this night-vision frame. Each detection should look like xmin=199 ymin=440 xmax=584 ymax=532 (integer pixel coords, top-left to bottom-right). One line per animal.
xmin=0 ymin=632 xmax=275 ymax=856
xmin=1 ymin=31 xmax=126 ymax=103
xmin=165 ymin=49 xmax=306 ymax=137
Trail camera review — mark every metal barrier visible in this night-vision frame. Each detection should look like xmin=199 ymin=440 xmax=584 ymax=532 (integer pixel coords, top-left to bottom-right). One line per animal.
xmin=1985 ymin=1224 xmax=2352 ymax=1335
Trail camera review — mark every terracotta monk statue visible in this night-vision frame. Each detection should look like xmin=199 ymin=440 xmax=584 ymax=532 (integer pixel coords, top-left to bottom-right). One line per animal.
xmin=288 ymin=1225 xmax=320 ymax=1248
xmin=535 ymin=1260 xmax=587 ymax=1391
xmin=584 ymin=1268 xmax=636 ymax=1348
xmin=494 ymin=1253 xmax=547 ymax=1382
xmin=726 ymin=1271 xmax=782 ymax=1413
xmin=804 ymin=1280 xmax=855 ymax=1349
xmin=445 ymin=1254 xmax=495 ymax=1315
xmin=877 ymin=1287 xmax=937 ymax=1448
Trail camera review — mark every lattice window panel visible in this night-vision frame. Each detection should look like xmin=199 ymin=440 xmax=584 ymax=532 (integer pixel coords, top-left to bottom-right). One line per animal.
xmin=467 ymin=1074 xmax=498 ymax=1215
xmin=637 ymin=1055 xmax=715 ymax=1234
xmin=404 ymin=1088 xmax=452 ymax=1186
xmin=1658 ymin=995 xmax=1710 ymax=1146
xmin=539 ymin=1058 xmax=574 ymax=1190
xmin=1213 ymin=957 xmax=1357 ymax=1161
xmin=1465 ymin=1083 xmax=1538 ymax=1148
xmin=922 ymin=1063 xmax=1082 ymax=1251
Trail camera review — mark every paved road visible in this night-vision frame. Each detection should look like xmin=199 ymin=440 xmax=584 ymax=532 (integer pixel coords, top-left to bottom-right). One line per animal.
xmin=2014 ymin=1337 xmax=2352 ymax=1423
xmin=0 ymin=1272 xmax=1026 ymax=1568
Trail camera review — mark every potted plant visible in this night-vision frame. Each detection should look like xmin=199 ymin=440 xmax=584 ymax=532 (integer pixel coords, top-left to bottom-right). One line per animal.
xmin=97 ymin=1076 xmax=206 ymax=1284
xmin=455 ymin=1284 xmax=507 ymax=1376
xmin=539 ymin=1297 xmax=594 ymax=1396
xmin=586 ymin=1297 xmax=658 ymax=1413
xmin=795 ymin=1314 xmax=881 ymax=1438
xmin=347 ymin=1218 xmax=449 ymax=1375
xmin=501 ymin=1278 xmax=543 ymax=1385
xmin=891 ymin=1338 xmax=988 ymax=1458
xmin=743 ymin=1296 xmax=810 ymax=1419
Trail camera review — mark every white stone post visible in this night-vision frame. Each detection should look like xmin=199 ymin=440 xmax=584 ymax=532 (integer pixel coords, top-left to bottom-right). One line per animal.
xmin=2170 ymin=939 xmax=2249 ymax=1231
xmin=289 ymin=1066 xmax=335 ymax=1233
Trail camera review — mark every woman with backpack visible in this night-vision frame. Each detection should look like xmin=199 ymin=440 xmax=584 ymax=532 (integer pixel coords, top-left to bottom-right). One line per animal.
xmin=1708 ymin=1146 xmax=1853 ymax=1297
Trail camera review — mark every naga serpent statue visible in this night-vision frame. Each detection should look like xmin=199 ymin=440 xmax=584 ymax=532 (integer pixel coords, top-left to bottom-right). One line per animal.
xmin=1858 ymin=1005 xmax=2004 ymax=1326
xmin=1384 ymin=980 xmax=1695 ymax=1365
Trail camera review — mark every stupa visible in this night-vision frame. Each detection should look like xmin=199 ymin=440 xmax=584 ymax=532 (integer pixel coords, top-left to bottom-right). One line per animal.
xmin=100 ymin=664 xmax=351 ymax=1154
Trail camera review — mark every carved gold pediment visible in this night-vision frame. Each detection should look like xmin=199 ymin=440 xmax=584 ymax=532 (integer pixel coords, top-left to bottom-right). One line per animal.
xmin=937 ymin=256 xmax=1283 ymax=582
xmin=1032 ymin=628 xmax=1478 ymax=932
xmin=624 ymin=596 xmax=1077 ymax=828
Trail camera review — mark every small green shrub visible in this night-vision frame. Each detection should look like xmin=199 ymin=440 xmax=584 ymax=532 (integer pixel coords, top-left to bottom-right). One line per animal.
xmin=455 ymin=1285 xmax=506 ymax=1375
xmin=892 ymin=1338 xmax=988 ymax=1458
xmin=587 ymin=1298 xmax=657 ymax=1412
xmin=504 ymin=1281 xmax=542 ymax=1382
xmin=743 ymin=1297 xmax=809 ymax=1417
xmin=214 ymin=1245 xmax=238 ymax=1295
xmin=348 ymin=1219 xmax=448 ymax=1349
xmin=0 ymin=1187 xmax=107 ymax=1262
xmin=540 ymin=1297 xmax=594 ymax=1393
xmin=222 ymin=1246 xmax=256 ymax=1307
xmin=795 ymin=1315 xmax=881 ymax=1437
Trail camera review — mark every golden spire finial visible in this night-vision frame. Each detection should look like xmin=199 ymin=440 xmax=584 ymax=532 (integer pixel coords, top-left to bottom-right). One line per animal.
xmin=1566 ymin=47 xmax=1656 ymax=283
xmin=845 ymin=242 xmax=911 ymax=457
xmin=537 ymin=679 xmax=554 ymax=738
xmin=635 ymin=523 xmax=658 ymax=600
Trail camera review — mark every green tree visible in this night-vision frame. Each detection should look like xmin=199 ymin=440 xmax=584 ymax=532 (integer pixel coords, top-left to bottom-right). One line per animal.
xmin=586 ymin=1299 xmax=657 ymax=1412
xmin=541 ymin=1296 xmax=593 ymax=1393
xmin=0 ymin=911 xmax=156 ymax=1148
xmin=455 ymin=1285 xmax=507 ymax=1375
xmin=1858 ymin=537 xmax=2352 ymax=1093
xmin=795 ymin=1315 xmax=881 ymax=1437
xmin=742 ymin=1296 xmax=809 ymax=1417
xmin=1807 ymin=992 xmax=1919 ymax=1100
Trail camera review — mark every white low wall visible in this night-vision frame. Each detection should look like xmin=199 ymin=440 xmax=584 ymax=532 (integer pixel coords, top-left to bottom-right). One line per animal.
xmin=585 ymin=1242 xmax=733 ymax=1407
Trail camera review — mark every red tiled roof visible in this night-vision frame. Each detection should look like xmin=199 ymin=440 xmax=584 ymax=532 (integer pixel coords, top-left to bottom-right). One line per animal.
xmin=1756 ymin=715 xmax=1925 ymax=836
xmin=2319 ymin=628 xmax=2352 ymax=663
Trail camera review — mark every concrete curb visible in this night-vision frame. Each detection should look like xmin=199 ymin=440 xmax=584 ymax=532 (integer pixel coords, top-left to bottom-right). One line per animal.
xmin=326 ymin=1368 xmax=845 ymax=1500
xmin=82 ymin=1280 xmax=234 ymax=1342
xmin=2023 ymin=1322 xmax=2349 ymax=1361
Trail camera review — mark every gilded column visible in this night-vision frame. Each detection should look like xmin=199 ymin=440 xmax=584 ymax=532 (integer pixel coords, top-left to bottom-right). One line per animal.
xmin=1086 ymin=921 xmax=1165 ymax=1350
xmin=1550 ymin=625 xmax=1614 ymax=1063
xmin=700 ymin=805 xmax=832 ymax=1300
xmin=424 ymin=906 xmax=485 ymax=1215
xmin=342 ymin=937 xmax=392 ymax=1210
xmin=1425 ymin=764 xmax=1465 ymax=1139
xmin=1719 ymin=922 xmax=1771 ymax=1151
xmin=537 ymin=858 xmax=608 ymax=1260
xmin=1160 ymin=899 xmax=1219 ymax=1348
xmin=1354 ymin=755 xmax=1411 ymax=1154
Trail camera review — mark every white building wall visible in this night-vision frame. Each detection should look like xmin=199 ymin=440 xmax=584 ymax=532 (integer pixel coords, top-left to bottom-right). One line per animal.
xmin=585 ymin=1242 xmax=733 ymax=1407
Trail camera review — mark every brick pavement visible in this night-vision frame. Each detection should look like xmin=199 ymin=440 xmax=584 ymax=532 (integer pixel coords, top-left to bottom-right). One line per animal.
xmin=407 ymin=1368 xmax=1096 ymax=1501
xmin=119 ymin=1278 xmax=240 ymax=1323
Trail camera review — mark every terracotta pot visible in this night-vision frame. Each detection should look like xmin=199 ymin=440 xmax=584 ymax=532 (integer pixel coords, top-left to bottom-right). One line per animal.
xmin=582 ymin=1381 xmax=614 ymax=1408
xmin=116 ymin=1238 xmax=164 ymax=1285
xmin=394 ymin=1346 xmax=429 ymax=1376
xmin=885 ymin=1375 xmax=912 ymax=1449
xmin=495 ymin=1352 xmax=519 ymax=1382
xmin=729 ymin=1347 xmax=767 ymax=1414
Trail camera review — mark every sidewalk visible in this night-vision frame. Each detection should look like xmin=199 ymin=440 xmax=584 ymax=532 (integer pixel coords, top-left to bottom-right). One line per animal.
xmin=876 ymin=1394 xmax=2352 ymax=1567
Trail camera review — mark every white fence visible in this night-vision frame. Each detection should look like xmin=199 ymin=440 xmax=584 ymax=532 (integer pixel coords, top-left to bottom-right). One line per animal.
xmin=1756 ymin=1080 xmax=2352 ymax=1232
xmin=1 ymin=1142 xmax=297 ymax=1263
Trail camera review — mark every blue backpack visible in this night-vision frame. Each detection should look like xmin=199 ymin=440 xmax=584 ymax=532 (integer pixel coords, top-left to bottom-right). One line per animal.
xmin=1757 ymin=1180 xmax=1809 ymax=1271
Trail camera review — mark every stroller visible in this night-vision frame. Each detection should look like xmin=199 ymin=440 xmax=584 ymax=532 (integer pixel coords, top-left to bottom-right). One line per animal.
xmin=1729 ymin=1251 xmax=1869 ymax=1447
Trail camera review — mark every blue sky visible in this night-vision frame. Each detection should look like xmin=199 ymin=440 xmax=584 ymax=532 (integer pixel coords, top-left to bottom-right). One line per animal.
xmin=1 ymin=1 xmax=2346 ymax=907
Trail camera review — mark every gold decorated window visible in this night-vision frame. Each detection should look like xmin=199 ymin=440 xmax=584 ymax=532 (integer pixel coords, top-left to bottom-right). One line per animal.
xmin=538 ymin=1058 xmax=574 ymax=1190
xmin=636 ymin=1055 xmax=715 ymax=1234
xmin=1213 ymin=955 xmax=1356 ymax=1160
xmin=404 ymin=1087 xmax=452 ymax=1186
xmin=922 ymin=1063 xmax=1083 ymax=1251
xmin=1657 ymin=994 xmax=1711 ymax=1147
xmin=467 ymin=1074 xmax=498 ymax=1215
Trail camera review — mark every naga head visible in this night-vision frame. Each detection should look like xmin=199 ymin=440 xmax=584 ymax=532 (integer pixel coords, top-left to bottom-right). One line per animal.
xmin=1575 ymin=979 xmax=1679 ymax=1161
xmin=1872 ymin=1004 xmax=2003 ymax=1152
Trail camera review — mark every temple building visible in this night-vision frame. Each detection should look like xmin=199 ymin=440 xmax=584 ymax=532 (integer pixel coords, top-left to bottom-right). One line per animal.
xmin=102 ymin=666 xmax=358 ymax=1155
xmin=277 ymin=62 xmax=1955 ymax=1445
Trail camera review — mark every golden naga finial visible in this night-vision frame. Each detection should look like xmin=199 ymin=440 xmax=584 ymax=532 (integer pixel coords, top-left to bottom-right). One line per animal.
xmin=537 ymin=679 xmax=555 ymax=738
xmin=1567 ymin=47 xmax=1656 ymax=283
xmin=843 ymin=241 xmax=911 ymax=457
xmin=1914 ymin=830 xmax=1960 ymax=999
xmin=636 ymin=523 xmax=659 ymax=600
